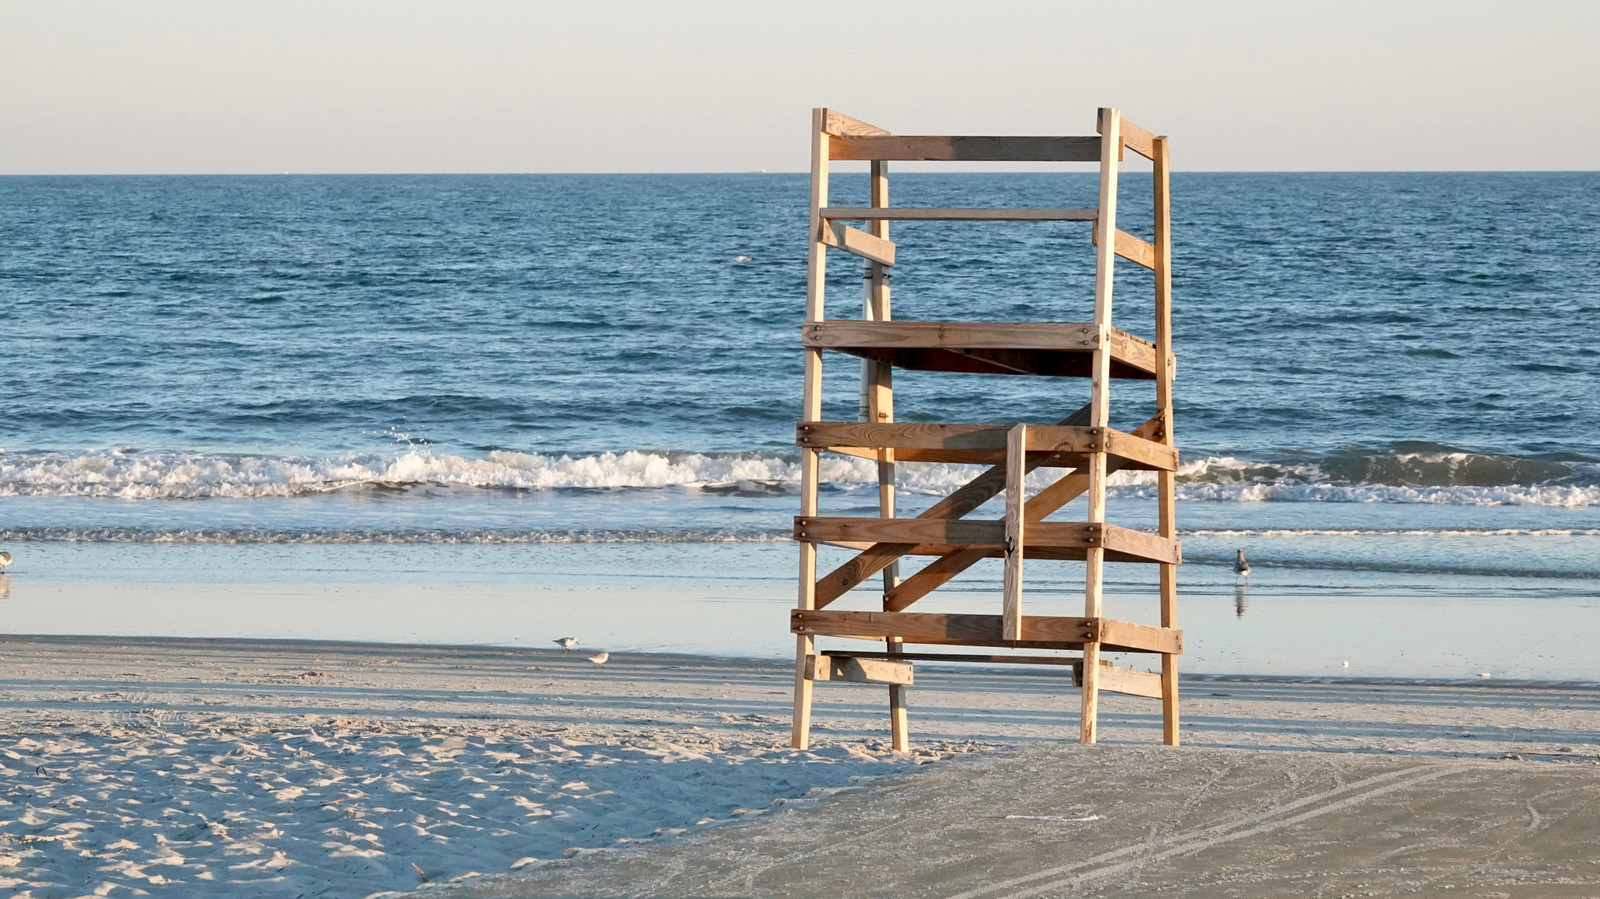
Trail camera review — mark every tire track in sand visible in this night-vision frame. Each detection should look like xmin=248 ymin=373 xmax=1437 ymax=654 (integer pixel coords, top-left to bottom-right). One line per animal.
xmin=948 ymin=763 xmax=1458 ymax=899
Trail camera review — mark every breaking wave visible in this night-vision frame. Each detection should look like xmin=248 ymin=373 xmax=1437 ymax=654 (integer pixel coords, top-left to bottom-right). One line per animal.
xmin=0 ymin=446 xmax=1594 ymax=507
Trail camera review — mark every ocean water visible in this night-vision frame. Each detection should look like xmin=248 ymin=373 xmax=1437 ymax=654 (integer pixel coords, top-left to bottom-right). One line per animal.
xmin=2 ymin=173 xmax=1598 ymax=675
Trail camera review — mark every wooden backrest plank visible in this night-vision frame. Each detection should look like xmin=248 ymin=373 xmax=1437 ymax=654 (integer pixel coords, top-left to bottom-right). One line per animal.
xmin=831 ymin=135 xmax=1101 ymax=162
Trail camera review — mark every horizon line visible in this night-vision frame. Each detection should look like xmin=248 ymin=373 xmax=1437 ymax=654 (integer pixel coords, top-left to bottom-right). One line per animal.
xmin=3 ymin=169 xmax=1598 ymax=177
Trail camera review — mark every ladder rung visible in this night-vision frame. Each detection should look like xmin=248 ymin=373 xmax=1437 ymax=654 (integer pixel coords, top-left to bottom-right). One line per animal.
xmin=793 ymin=517 xmax=1181 ymax=565
xmin=792 ymin=610 xmax=1183 ymax=654
xmin=820 ymin=207 xmax=1097 ymax=222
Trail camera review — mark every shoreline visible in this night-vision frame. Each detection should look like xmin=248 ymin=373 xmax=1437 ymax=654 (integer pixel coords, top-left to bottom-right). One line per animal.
xmin=7 ymin=631 xmax=1600 ymax=690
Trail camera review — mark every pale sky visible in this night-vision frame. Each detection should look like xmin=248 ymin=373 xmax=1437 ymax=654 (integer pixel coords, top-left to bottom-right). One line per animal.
xmin=3 ymin=0 xmax=1597 ymax=174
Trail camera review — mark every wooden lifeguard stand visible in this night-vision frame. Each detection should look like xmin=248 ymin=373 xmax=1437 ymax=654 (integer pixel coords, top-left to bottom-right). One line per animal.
xmin=790 ymin=107 xmax=1182 ymax=748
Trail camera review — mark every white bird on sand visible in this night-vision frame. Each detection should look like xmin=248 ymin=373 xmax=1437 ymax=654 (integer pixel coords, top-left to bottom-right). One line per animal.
xmin=587 ymin=652 xmax=610 ymax=666
xmin=1233 ymin=549 xmax=1251 ymax=578
xmin=553 ymin=637 xmax=578 ymax=651
xmin=0 ymin=551 xmax=10 ymax=570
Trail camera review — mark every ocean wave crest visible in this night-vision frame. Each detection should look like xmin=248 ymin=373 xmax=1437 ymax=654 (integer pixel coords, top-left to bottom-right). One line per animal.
xmin=0 ymin=446 xmax=1594 ymax=507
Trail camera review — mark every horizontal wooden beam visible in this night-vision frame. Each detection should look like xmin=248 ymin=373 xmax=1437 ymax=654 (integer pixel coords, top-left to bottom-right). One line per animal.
xmin=794 ymin=610 xmax=1093 ymax=648
xmin=1073 ymin=659 xmax=1165 ymax=698
xmin=830 ymin=135 xmax=1101 ymax=163
xmin=822 ymin=109 xmax=890 ymax=137
xmin=820 ymin=221 xmax=895 ymax=266
xmin=802 ymin=321 xmax=1159 ymax=380
xmin=795 ymin=421 xmax=1177 ymax=471
xmin=825 ymin=650 xmax=1080 ymax=666
xmin=804 ymin=653 xmax=913 ymax=685
xmin=792 ymin=610 xmax=1181 ymax=654
xmin=806 ymin=320 xmax=1097 ymax=351
xmin=820 ymin=207 xmax=1097 ymax=222
xmin=1100 ymin=619 xmax=1183 ymax=655
xmin=794 ymin=517 xmax=1180 ymax=565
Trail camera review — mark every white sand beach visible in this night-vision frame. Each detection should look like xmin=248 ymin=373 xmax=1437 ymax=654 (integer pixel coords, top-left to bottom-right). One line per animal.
xmin=2 ymin=635 xmax=1598 ymax=897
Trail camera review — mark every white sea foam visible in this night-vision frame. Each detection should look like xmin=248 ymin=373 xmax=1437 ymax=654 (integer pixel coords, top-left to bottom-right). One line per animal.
xmin=0 ymin=448 xmax=1594 ymax=507
xmin=0 ymin=527 xmax=788 ymax=545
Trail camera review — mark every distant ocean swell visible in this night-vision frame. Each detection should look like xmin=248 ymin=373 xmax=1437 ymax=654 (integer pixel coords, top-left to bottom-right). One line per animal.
xmin=1 ymin=447 xmax=1596 ymax=507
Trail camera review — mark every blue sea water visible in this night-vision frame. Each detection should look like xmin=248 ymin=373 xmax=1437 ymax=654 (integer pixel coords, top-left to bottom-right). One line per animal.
xmin=1 ymin=173 xmax=1598 ymax=672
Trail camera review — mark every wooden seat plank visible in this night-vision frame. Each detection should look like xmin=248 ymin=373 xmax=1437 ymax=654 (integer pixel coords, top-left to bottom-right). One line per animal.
xmin=803 ymin=321 xmax=1158 ymax=380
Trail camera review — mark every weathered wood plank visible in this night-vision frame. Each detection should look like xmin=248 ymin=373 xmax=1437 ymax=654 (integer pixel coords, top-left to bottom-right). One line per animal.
xmin=826 ymin=650 xmax=1081 ymax=666
xmin=1093 ymin=227 xmax=1157 ymax=270
xmin=792 ymin=611 xmax=1176 ymax=654
xmin=821 ymin=221 xmax=896 ymax=266
xmin=796 ymin=517 xmax=1178 ymax=564
xmin=820 ymin=207 xmax=1097 ymax=222
xmin=823 ymin=109 xmax=890 ymax=137
xmin=803 ymin=321 xmax=1158 ymax=378
xmin=793 ymin=107 xmax=833 ymax=751
xmin=1081 ymin=106 xmax=1124 ymax=745
xmin=1072 ymin=659 xmax=1164 ymax=698
xmin=1003 ymin=423 xmax=1026 ymax=642
xmin=863 ymin=156 xmax=908 ymax=753
xmin=1099 ymin=618 xmax=1183 ymax=654
xmin=791 ymin=610 xmax=1095 ymax=648
xmin=1153 ymin=132 xmax=1180 ymax=746
xmin=1115 ymin=118 xmax=1158 ymax=161
xmin=805 ymin=653 xmax=913 ymax=685
xmin=1101 ymin=524 xmax=1182 ymax=565
xmin=830 ymin=135 xmax=1101 ymax=162
xmin=795 ymin=421 xmax=1175 ymax=471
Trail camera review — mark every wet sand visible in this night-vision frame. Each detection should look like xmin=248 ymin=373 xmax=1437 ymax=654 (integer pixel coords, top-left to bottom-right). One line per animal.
xmin=441 ymin=746 xmax=1600 ymax=898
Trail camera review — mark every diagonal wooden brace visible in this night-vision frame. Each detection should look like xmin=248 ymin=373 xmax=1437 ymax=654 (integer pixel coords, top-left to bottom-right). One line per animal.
xmin=885 ymin=411 xmax=1166 ymax=612
xmin=813 ymin=404 xmax=1092 ymax=608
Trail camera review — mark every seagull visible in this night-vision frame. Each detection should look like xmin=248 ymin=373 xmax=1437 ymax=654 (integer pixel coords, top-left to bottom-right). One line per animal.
xmin=587 ymin=652 xmax=610 ymax=666
xmin=0 ymin=551 xmax=10 ymax=571
xmin=553 ymin=637 xmax=578 ymax=651
xmin=1233 ymin=549 xmax=1251 ymax=579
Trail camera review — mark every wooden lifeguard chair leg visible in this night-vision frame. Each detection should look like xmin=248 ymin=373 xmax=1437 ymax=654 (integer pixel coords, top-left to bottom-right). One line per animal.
xmin=860 ymin=159 xmax=910 ymax=752
xmin=793 ymin=109 xmax=831 ymax=750
xmin=1081 ymin=107 xmax=1122 ymax=744
xmin=1002 ymin=423 xmax=1027 ymax=642
xmin=1153 ymin=134 xmax=1180 ymax=746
